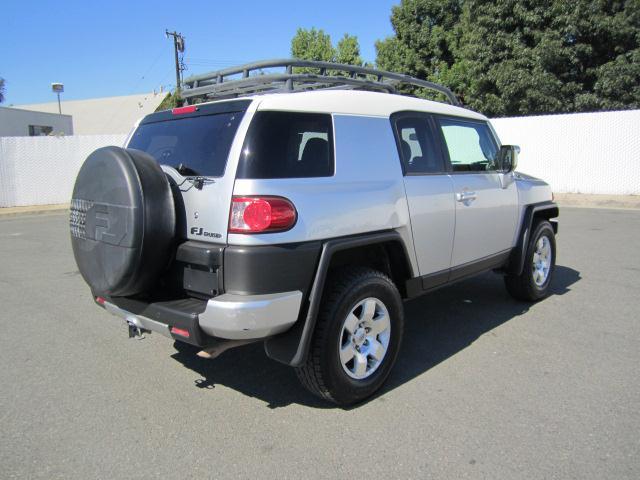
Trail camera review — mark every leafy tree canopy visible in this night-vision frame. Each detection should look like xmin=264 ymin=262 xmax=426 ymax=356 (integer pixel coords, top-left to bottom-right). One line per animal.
xmin=291 ymin=28 xmax=364 ymax=67
xmin=292 ymin=28 xmax=336 ymax=62
xmin=336 ymin=34 xmax=363 ymax=66
xmin=0 ymin=77 xmax=5 ymax=104
xmin=155 ymin=91 xmax=182 ymax=112
xmin=375 ymin=0 xmax=640 ymax=116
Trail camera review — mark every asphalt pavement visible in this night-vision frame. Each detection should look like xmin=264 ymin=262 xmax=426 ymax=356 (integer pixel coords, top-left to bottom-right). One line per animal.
xmin=1 ymin=208 xmax=638 ymax=479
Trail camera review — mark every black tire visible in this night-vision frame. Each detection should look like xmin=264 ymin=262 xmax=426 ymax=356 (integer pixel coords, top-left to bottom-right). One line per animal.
xmin=295 ymin=267 xmax=404 ymax=405
xmin=70 ymin=146 xmax=176 ymax=297
xmin=505 ymin=219 xmax=556 ymax=301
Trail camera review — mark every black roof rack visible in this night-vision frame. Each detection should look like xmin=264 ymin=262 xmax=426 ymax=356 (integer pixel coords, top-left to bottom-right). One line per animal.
xmin=181 ymin=59 xmax=460 ymax=107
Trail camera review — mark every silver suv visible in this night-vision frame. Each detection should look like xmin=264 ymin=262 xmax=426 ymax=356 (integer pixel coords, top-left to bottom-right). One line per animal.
xmin=70 ymin=60 xmax=558 ymax=405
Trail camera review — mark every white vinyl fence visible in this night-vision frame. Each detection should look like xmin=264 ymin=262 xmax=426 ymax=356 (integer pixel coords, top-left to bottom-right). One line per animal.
xmin=492 ymin=109 xmax=640 ymax=195
xmin=0 ymin=109 xmax=638 ymax=207
xmin=0 ymin=135 xmax=126 ymax=207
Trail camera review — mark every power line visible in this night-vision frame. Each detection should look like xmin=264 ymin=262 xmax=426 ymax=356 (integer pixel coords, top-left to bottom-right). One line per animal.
xmin=99 ymin=45 xmax=171 ymax=132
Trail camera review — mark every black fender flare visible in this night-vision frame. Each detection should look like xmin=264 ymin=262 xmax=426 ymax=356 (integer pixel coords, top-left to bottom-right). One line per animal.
xmin=264 ymin=231 xmax=414 ymax=367
xmin=507 ymin=201 xmax=559 ymax=276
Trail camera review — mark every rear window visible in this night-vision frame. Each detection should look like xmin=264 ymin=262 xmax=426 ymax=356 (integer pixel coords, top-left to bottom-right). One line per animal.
xmin=237 ymin=111 xmax=334 ymax=179
xmin=128 ymin=111 xmax=244 ymax=177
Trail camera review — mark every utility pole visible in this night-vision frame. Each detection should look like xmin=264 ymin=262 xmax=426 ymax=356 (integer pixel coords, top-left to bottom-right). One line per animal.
xmin=165 ymin=30 xmax=185 ymax=94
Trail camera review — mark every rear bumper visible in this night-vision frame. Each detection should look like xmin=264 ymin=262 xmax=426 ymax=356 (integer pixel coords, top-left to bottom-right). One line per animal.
xmin=99 ymin=290 xmax=302 ymax=346
xmin=199 ymin=291 xmax=302 ymax=339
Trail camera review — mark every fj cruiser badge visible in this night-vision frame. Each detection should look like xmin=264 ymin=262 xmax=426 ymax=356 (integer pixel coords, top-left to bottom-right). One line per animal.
xmin=190 ymin=227 xmax=222 ymax=238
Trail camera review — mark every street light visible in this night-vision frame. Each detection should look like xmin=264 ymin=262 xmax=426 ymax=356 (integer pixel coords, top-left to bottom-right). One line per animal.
xmin=51 ymin=83 xmax=64 ymax=114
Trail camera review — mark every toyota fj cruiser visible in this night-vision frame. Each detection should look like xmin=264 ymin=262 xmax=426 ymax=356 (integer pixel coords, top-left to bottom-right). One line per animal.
xmin=70 ymin=60 xmax=558 ymax=405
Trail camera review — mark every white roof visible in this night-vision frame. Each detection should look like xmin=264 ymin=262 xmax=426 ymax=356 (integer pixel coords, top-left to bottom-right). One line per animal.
xmin=238 ymin=90 xmax=487 ymax=120
xmin=15 ymin=92 xmax=167 ymax=135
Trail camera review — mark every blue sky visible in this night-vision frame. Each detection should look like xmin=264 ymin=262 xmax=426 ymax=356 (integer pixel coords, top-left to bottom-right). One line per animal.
xmin=1 ymin=0 xmax=399 ymax=105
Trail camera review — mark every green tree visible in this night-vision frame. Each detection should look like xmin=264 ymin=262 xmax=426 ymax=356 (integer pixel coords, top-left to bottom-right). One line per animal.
xmin=376 ymin=0 xmax=640 ymax=116
xmin=376 ymin=0 xmax=462 ymax=79
xmin=291 ymin=28 xmax=365 ymax=72
xmin=0 ymin=77 xmax=5 ymax=103
xmin=336 ymin=34 xmax=363 ymax=66
xmin=454 ymin=0 xmax=567 ymax=115
xmin=456 ymin=0 xmax=640 ymax=115
xmin=291 ymin=28 xmax=336 ymax=62
xmin=155 ymin=91 xmax=182 ymax=112
xmin=375 ymin=0 xmax=466 ymax=101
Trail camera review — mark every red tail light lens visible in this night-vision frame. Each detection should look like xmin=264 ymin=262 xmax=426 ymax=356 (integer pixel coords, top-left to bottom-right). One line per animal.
xmin=229 ymin=196 xmax=297 ymax=233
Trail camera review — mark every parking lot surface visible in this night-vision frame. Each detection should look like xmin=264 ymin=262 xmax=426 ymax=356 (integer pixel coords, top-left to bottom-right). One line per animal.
xmin=1 ymin=208 xmax=638 ymax=479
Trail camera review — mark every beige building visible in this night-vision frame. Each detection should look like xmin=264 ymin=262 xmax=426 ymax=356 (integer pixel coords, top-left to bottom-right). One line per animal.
xmin=15 ymin=91 xmax=167 ymax=135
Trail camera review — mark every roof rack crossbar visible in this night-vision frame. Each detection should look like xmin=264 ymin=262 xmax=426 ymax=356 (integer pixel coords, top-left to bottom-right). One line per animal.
xmin=181 ymin=59 xmax=459 ymax=106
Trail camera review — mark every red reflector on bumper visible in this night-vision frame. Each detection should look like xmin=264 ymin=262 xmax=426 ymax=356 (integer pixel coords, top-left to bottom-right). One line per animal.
xmin=170 ymin=326 xmax=190 ymax=338
xmin=95 ymin=296 xmax=106 ymax=305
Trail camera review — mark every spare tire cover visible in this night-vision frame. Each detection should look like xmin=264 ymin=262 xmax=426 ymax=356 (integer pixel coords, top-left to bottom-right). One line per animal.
xmin=70 ymin=146 xmax=175 ymax=297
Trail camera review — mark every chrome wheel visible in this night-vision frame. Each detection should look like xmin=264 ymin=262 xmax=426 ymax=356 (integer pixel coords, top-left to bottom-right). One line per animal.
xmin=532 ymin=235 xmax=552 ymax=286
xmin=338 ymin=297 xmax=391 ymax=380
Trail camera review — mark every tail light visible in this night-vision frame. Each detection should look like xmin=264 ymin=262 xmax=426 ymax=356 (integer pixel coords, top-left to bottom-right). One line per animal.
xmin=172 ymin=105 xmax=198 ymax=115
xmin=229 ymin=196 xmax=297 ymax=233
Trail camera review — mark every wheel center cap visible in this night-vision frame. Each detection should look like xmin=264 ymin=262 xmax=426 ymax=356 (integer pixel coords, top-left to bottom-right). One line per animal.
xmin=354 ymin=328 xmax=366 ymax=345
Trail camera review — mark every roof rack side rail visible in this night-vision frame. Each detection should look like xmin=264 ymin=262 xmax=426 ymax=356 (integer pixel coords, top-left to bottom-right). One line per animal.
xmin=181 ymin=59 xmax=460 ymax=106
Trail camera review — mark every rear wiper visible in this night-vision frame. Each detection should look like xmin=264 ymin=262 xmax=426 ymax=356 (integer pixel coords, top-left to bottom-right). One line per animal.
xmin=174 ymin=163 xmax=201 ymax=177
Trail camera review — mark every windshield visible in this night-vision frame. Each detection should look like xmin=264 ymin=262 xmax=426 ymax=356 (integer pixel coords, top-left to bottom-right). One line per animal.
xmin=128 ymin=111 xmax=244 ymax=177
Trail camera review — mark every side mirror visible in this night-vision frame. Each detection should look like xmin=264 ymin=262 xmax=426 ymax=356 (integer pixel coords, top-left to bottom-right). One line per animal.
xmin=497 ymin=145 xmax=519 ymax=173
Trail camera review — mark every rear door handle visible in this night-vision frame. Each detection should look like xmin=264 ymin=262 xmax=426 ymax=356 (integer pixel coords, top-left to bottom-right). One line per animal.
xmin=456 ymin=191 xmax=477 ymax=203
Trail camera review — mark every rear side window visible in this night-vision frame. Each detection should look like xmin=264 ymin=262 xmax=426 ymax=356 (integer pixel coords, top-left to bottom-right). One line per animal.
xmin=394 ymin=115 xmax=444 ymax=174
xmin=237 ymin=111 xmax=334 ymax=179
xmin=128 ymin=111 xmax=243 ymax=177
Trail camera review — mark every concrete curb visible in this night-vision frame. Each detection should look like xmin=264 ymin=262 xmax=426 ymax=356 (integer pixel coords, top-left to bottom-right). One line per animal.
xmin=0 ymin=204 xmax=69 ymax=218
xmin=554 ymin=193 xmax=640 ymax=210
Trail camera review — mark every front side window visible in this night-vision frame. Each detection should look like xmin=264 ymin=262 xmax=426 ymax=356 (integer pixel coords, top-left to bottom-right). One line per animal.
xmin=438 ymin=118 xmax=499 ymax=172
xmin=393 ymin=115 xmax=444 ymax=174
xmin=237 ymin=111 xmax=334 ymax=179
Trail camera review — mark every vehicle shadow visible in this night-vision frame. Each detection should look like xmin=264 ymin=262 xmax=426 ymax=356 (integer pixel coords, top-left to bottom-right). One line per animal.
xmin=170 ymin=265 xmax=581 ymax=409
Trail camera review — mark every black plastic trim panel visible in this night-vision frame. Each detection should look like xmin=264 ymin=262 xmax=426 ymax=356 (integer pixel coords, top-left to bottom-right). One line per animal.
xmin=508 ymin=201 xmax=559 ymax=275
xmin=406 ymin=249 xmax=512 ymax=299
xmin=265 ymin=231 xmax=413 ymax=367
xmin=176 ymin=241 xmax=224 ymax=268
xmin=421 ymin=269 xmax=450 ymax=290
xmin=224 ymin=242 xmax=321 ymax=296
xmin=449 ymin=249 xmax=511 ymax=282
xmin=175 ymin=241 xmax=224 ymax=297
